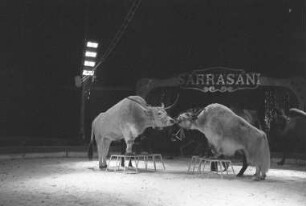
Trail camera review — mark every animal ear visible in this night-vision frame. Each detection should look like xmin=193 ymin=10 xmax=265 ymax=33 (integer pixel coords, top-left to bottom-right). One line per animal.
xmin=161 ymin=103 xmax=165 ymax=108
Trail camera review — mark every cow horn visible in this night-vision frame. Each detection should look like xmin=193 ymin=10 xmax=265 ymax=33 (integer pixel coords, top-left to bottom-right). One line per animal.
xmin=164 ymin=93 xmax=180 ymax=110
xmin=289 ymin=108 xmax=306 ymax=117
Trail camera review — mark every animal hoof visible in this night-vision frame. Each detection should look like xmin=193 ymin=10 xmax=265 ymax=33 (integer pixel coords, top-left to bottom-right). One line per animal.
xmin=99 ymin=165 xmax=107 ymax=169
xmin=236 ymin=173 xmax=243 ymax=177
xmin=252 ymin=176 xmax=261 ymax=181
xmin=121 ymin=163 xmax=133 ymax=167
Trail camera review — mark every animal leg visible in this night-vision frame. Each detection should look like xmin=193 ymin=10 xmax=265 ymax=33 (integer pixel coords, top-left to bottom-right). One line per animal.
xmin=120 ymin=140 xmax=132 ymax=167
xmin=221 ymin=161 xmax=229 ymax=171
xmin=237 ymin=151 xmax=248 ymax=177
xmin=260 ymin=172 xmax=267 ymax=180
xmin=210 ymin=146 xmax=222 ymax=158
xmin=277 ymin=151 xmax=287 ymax=166
xmin=211 ymin=161 xmax=218 ymax=172
xmin=101 ymin=138 xmax=112 ymax=168
xmin=120 ymin=140 xmax=126 ymax=167
xmin=96 ymin=138 xmax=106 ymax=169
xmin=125 ymin=139 xmax=135 ymax=167
xmin=253 ymin=166 xmax=261 ymax=181
xmin=125 ymin=139 xmax=134 ymax=155
xmin=121 ymin=158 xmax=133 ymax=167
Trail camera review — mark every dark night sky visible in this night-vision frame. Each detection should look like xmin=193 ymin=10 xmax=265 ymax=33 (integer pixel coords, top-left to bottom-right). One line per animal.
xmin=0 ymin=0 xmax=305 ymax=139
xmin=1 ymin=0 xmax=305 ymax=88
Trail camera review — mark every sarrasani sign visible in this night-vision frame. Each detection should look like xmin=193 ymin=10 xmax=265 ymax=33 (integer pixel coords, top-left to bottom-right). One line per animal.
xmin=178 ymin=67 xmax=261 ymax=92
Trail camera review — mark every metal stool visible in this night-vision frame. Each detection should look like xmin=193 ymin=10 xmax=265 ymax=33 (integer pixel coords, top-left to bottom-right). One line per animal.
xmin=145 ymin=154 xmax=166 ymax=171
xmin=187 ymin=156 xmax=201 ymax=173
xmin=107 ymin=154 xmax=140 ymax=172
xmin=198 ymin=158 xmax=235 ymax=178
xmin=107 ymin=154 xmax=166 ymax=172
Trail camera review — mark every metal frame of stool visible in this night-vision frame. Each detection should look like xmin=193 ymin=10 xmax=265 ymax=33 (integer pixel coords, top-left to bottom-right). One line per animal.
xmin=107 ymin=154 xmax=166 ymax=172
xmin=198 ymin=158 xmax=235 ymax=178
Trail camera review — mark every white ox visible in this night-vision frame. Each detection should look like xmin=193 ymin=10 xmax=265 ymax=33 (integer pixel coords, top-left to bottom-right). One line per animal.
xmin=177 ymin=103 xmax=270 ymax=180
xmin=88 ymin=96 xmax=175 ymax=169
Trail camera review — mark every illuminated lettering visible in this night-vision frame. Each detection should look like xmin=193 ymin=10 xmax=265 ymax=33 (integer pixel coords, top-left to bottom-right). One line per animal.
xmin=186 ymin=74 xmax=195 ymax=85
xmin=226 ymin=74 xmax=235 ymax=85
xmin=196 ymin=74 xmax=205 ymax=85
xmin=235 ymin=74 xmax=244 ymax=85
xmin=246 ymin=73 xmax=256 ymax=85
xmin=206 ymin=74 xmax=214 ymax=85
xmin=216 ymin=74 xmax=225 ymax=85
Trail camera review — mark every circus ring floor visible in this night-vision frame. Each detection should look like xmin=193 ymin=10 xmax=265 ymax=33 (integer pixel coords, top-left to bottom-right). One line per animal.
xmin=0 ymin=157 xmax=305 ymax=206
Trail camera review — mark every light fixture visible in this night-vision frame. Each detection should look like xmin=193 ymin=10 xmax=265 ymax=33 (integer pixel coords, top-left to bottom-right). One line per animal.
xmin=84 ymin=60 xmax=96 ymax=67
xmin=85 ymin=51 xmax=97 ymax=58
xmin=86 ymin=41 xmax=99 ymax=48
xmin=81 ymin=40 xmax=99 ymax=77
xmin=82 ymin=70 xmax=94 ymax=76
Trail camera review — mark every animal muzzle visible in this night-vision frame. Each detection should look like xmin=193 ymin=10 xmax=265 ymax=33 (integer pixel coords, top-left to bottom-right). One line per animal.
xmin=169 ymin=118 xmax=176 ymax=124
xmin=164 ymin=118 xmax=176 ymax=126
xmin=175 ymin=116 xmax=184 ymax=124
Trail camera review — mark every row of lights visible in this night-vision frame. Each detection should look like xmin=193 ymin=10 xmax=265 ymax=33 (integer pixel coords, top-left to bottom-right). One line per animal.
xmin=82 ymin=41 xmax=99 ymax=76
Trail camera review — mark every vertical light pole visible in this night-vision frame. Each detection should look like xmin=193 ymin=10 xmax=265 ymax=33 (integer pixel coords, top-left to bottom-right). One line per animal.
xmin=80 ymin=40 xmax=99 ymax=140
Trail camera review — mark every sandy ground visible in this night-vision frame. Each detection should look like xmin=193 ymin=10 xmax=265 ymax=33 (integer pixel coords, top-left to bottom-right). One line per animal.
xmin=0 ymin=157 xmax=305 ymax=206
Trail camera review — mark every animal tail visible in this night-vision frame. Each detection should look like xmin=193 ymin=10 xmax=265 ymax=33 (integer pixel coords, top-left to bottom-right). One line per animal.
xmin=261 ymin=132 xmax=271 ymax=174
xmin=88 ymin=121 xmax=95 ymax=160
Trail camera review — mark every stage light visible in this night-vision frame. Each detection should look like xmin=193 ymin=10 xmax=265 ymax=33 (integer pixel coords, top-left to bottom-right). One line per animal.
xmin=84 ymin=60 xmax=96 ymax=67
xmin=82 ymin=70 xmax=94 ymax=76
xmin=85 ymin=51 xmax=97 ymax=58
xmin=86 ymin=41 xmax=99 ymax=48
xmin=80 ymin=40 xmax=99 ymax=140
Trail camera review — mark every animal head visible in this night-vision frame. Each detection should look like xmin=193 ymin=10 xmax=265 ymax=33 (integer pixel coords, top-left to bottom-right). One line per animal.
xmin=126 ymin=96 xmax=176 ymax=128
xmin=271 ymin=108 xmax=288 ymax=124
xmin=176 ymin=111 xmax=196 ymax=129
xmin=146 ymin=106 xmax=176 ymax=128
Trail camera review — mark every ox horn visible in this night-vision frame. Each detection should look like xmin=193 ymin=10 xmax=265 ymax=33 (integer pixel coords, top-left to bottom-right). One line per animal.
xmin=164 ymin=93 xmax=180 ymax=110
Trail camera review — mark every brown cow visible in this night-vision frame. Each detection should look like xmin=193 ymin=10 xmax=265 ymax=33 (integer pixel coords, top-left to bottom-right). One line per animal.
xmin=177 ymin=103 xmax=270 ymax=180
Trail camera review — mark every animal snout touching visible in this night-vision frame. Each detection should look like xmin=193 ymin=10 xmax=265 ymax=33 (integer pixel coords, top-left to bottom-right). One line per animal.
xmin=176 ymin=117 xmax=182 ymax=124
xmin=169 ymin=118 xmax=176 ymax=124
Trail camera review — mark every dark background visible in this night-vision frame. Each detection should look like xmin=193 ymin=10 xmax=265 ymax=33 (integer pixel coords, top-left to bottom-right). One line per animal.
xmin=0 ymin=0 xmax=305 ymax=145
